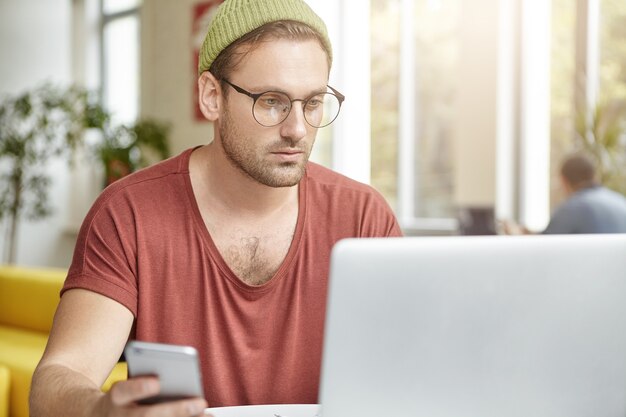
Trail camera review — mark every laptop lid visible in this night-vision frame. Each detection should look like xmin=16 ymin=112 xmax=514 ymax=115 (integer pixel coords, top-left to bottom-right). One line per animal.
xmin=319 ymin=234 xmax=626 ymax=417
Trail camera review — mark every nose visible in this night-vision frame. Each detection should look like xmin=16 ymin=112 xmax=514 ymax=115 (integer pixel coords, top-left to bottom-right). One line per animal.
xmin=279 ymin=101 xmax=308 ymax=143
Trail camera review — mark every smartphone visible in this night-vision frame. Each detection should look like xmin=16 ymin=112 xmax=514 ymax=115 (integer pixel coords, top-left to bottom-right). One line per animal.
xmin=124 ymin=340 xmax=205 ymax=404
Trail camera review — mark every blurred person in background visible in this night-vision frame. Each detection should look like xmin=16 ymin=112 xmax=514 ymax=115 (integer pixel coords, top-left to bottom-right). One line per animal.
xmin=503 ymin=153 xmax=626 ymax=234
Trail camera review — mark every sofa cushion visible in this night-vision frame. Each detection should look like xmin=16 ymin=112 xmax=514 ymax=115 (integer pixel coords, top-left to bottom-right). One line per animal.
xmin=0 ymin=364 xmax=8 ymax=417
xmin=102 ymin=362 xmax=128 ymax=392
xmin=0 ymin=325 xmax=49 ymax=417
xmin=0 ymin=266 xmax=66 ymax=333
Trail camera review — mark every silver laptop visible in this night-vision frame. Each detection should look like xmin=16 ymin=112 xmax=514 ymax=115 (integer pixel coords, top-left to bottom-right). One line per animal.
xmin=319 ymin=234 xmax=626 ymax=417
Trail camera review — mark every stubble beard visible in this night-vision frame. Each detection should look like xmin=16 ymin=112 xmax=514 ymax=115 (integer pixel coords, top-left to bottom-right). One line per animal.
xmin=219 ymin=109 xmax=312 ymax=188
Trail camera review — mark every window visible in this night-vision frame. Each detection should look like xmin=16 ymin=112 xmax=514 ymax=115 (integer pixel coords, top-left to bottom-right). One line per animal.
xmin=550 ymin=0 xmax=626 ymax=204
xmin=371 ymin=0 xmax=460 ymax=232
xmin=101 ymin=0 xmax=141 ymax=124
xmin=370 ymin=0 xmax=626 ymax=233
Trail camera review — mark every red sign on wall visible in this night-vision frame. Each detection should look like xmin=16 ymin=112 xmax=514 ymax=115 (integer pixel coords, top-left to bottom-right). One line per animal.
xmin=192 ymin=0 xmax=224 ymax=122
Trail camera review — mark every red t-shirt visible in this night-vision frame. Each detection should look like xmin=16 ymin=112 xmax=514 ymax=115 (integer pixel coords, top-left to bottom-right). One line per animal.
xmin=63 ymin=147 xmax=402 ymax=406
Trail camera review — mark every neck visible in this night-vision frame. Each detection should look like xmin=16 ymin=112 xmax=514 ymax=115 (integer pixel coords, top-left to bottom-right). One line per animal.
xmin=191 ymin=144 xmax=299 ymax=216
xmin=571 ymin=180 xmax=598 ymax=193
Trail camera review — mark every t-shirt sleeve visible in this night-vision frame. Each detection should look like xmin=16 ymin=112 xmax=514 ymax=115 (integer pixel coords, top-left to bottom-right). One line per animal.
xmin=62 ymin=188 xmax=139 ymax=316
xmin=360 ymin=188 xmax=403 ymax=238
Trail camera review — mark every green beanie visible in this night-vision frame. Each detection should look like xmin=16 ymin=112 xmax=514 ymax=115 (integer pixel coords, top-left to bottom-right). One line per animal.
xmin=197 ymin=0 xmax=332 ymax=76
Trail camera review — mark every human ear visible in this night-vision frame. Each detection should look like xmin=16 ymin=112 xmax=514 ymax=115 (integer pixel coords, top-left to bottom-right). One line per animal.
xmin=559 ymin=174 xmax=573 ymax=195
xmin=197 ymin=71 xmax=221 ymax=121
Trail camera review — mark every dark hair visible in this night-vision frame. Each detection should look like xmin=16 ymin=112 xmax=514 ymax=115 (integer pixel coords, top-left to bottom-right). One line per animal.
xmin=560 ymin=153 xmax=598 ymax=189
xmin=209 ymin=20 xmax=331 ymax=87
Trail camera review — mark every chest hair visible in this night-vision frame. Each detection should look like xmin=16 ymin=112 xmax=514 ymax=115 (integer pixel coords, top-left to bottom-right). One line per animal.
xmin=212 ymin=223 xmax=296 ymax=286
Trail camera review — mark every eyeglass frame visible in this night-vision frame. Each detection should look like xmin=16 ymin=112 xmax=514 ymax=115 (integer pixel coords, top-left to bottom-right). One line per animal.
xmin=221 ymin=79 xmax=345 ymax=128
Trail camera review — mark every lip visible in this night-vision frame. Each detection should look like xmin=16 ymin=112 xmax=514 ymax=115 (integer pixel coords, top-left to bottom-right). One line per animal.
xmin=271 ymin=150 xmax=304 ymax=162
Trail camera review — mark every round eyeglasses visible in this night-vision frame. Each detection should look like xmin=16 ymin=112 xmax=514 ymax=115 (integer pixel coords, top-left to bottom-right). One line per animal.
xmin=222 ymin=79 xmax=345 ymax=128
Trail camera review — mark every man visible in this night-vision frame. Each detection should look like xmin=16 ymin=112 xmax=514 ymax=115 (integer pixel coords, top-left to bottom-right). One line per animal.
xmin=503 ymin=153 xmax=626 ymax=234
xmin=29 ymin=0 xmax=402 ymax=416
xmin=542 ymin=153 xmax=626 ymax=234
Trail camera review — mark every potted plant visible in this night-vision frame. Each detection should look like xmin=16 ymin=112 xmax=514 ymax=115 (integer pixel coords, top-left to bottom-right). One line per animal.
xmin=98 ymin=118 xmax=171 ymax=186
xmin=574 ymin=99 xmax=626 ymax=195
xmin=0 ymin=83 xmax=103 ymax=264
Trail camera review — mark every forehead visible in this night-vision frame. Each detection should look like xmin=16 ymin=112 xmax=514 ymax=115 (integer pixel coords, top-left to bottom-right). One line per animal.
xmin=230 ymin=39 xmax=330 ymax=95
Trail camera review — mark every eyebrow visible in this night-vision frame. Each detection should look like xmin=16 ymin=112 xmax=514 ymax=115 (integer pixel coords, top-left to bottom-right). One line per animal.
xmin=250 ymin=84 xmax=329 ymax=97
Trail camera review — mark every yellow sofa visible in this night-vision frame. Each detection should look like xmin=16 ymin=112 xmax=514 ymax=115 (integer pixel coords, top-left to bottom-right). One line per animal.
xmin=0 ymin=266 xmax=127 ymax=417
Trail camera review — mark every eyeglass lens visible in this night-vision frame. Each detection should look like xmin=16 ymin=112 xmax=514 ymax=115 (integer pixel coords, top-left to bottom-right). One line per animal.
xmin=253 ymin=91 xmax=341 ymax=128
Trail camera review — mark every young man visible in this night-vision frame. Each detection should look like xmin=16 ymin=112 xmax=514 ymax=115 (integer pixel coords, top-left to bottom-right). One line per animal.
xmin=542 ymin=153 xmax=626 ymax=234
xmin=30 ymin=0 xmax=402 ymax=416
xmin=503 ymin=153 xmax=626 ymax=234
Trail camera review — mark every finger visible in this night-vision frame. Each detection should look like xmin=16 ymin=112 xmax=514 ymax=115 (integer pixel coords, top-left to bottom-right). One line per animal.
xmin=109 ymin=376 xmax=160 ymax=406
xmin=142 ymin=398 xmax=208 ymax=417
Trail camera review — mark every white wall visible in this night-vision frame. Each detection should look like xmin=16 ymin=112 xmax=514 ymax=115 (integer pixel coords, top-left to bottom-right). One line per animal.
xmin=0 ymin=0 xmax=77 ymax=267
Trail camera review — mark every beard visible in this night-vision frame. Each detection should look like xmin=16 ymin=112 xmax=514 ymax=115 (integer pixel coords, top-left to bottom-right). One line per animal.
xmin=219 ymin=108 xmax=313 ymax=188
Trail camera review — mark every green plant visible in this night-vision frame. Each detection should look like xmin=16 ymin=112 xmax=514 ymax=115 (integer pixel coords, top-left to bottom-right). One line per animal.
xmin=98 ymin=118 xmax=171 ymax=186
xmin=574 ymin=99 xmax=626 ymax=195
xmin=0 ymin=83 xmax=102 ymax=264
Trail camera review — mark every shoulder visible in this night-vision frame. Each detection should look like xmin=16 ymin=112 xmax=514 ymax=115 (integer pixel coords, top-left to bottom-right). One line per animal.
xmin=551 ymin=191 xmax=592 ymax=220
xmin=91 ymin=148 xmax=194 ymax=216
xmin=304 ymin=162 xmax=402 ymax=236
xmin=82 ymin=149 xmax=194 ymax=229
xmin=305 ymin=162 xmax=383 ymax=199
xmin=102 ymin=148 xmax=192 ymax=198
xmin=595 ymin=186 xmax=626 ymax=202
xmin=567 ymin=186 xmax=626 ymax=210
xmin=304 ymin=162 xmax=395 ymax=213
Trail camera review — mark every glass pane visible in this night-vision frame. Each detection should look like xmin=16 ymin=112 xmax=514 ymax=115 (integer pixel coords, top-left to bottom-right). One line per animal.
xmin=103 ymin=15 xmax=139 ymax=124
xmin=599 ymin=0 xmax=626 ymax=103
xmin=371 ymin=0 xmax=401 ymax=210
xmin=598 ymin=0 xmax=626 ymax=195
xmin=549 ymin=0 xmax=576 ymax=208
xmin=371 ymin=0 xmax=459 ymax=219
xmin=103 ymin=0 xmax=141 ymax=15
xmin=410 ymin=0 xmax=459 ymax=218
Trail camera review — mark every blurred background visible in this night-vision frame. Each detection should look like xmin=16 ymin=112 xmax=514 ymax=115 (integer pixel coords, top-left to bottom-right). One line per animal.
xmin=0 ymin=0 xmax=625 ymax=267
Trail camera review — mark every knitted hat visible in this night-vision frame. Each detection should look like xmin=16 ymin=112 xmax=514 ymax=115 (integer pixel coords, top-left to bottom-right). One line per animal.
xmin=197 ymin=0 xmax=332 ymax=76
